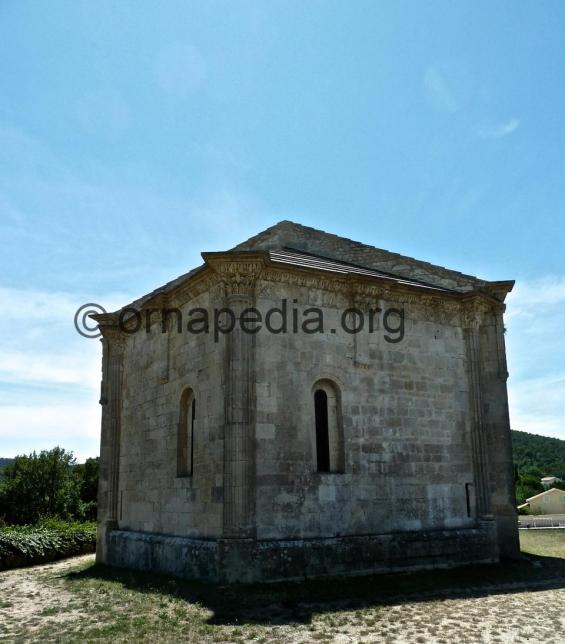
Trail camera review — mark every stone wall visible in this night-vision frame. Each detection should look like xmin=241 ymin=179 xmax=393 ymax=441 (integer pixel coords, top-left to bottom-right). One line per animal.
xmin=116 ymin=288 xmax=225 ymax=539
xmin=105 ymin=523 xmax=498 ymax=583
xmin=253 ymin=277 xmax=477 ymax=541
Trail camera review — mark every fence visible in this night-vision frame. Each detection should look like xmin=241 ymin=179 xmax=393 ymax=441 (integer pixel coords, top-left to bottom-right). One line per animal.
xmin=518 ymin=514 xmax=565 ymax=529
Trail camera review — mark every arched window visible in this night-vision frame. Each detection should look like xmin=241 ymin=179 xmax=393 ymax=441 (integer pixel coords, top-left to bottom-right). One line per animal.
xmin=177 ymin=389 xmax=195 ymax=477
xmin=313 ymin=380 xmax=344 ymax=473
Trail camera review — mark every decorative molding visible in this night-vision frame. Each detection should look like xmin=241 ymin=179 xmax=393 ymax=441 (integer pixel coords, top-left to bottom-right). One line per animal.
xmin=348 ymin=280 xmax=387 ymax=310
xmin=256 ymin=265 xmax=502 ymax=328
xmin=260 ymin=267 xmax=351 ymax=298
xmin=203 ymin=254 xmax=266 ymax=299
xmin=461 ymin=298 xmax=495 ymax=330
xmin=170 ymin=272 xmax=220 ymax=307
xmin=108 ymin=250 xmax=506 ymax=333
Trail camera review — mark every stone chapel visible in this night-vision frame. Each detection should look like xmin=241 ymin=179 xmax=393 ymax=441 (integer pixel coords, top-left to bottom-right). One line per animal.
xmin=93 ymin=221 xmax=518 ymax=582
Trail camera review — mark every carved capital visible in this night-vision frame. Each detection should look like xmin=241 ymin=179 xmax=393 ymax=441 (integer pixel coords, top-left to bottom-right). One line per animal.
xmin=102 ymin=327 xmax=127 ymax=354
xmin=91 ymin=312 xmax=128 ymax=350
xmin=203 ymin=252 xmax=267 ymax=298
xmin=461 ymin=298 xmax=494 ymax=330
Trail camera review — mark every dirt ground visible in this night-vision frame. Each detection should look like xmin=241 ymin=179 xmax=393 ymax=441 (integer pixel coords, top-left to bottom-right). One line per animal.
xmin=1 ymin=539 xmax=565 ymax=643
xmin=0 ymin=555 xmax=95 ymax=641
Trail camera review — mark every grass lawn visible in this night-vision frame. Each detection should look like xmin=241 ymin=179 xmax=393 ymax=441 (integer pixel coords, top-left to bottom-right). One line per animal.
xmin=1 ymin=530 xmax=564 ymax=643
xmin=519 ymin=529 xmax=565 ymax=558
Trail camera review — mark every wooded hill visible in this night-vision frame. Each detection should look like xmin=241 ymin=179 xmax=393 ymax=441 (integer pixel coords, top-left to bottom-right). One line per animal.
xmin=0 ymin=458 xmax=14 ymax=476
xmin=511 ymin=430 xmax=565 ymax=479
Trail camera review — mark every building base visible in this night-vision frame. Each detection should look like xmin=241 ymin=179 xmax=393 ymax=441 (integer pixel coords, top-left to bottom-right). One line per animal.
xmin=100 ymin=521 xmax=499 ymax=583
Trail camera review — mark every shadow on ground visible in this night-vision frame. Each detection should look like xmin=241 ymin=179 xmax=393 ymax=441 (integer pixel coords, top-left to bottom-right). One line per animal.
xmin=64 ymin=553 xmax=565 ymax=627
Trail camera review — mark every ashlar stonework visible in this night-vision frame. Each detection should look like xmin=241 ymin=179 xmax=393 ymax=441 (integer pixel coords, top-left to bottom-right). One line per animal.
xmin=93 ymin=221 xmax=519 ymax=583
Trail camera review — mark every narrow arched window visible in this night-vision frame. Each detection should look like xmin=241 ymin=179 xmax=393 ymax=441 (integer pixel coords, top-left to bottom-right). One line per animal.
xmin=313 ymin=380 xmax=344 ymax=473
xmin=190 ymin=397 xmax=195 ymax=475
xmin=315 ymin=390 xmax=330 ymax=472
xmin=177 ymin=389 xmax=195 ymax=477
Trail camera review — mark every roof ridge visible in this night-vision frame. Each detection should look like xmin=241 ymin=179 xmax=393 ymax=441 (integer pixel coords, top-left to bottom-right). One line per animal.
xmin=277 ymin=246 xmax=457 ymax=291
xmin=231 ymin=220 xmax=294 ymax=249
xmin=234 ymin=220 xmax=485 ymax=285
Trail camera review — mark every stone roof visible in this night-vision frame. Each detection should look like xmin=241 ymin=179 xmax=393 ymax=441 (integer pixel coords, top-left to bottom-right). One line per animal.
xmin=233 ymin=220 xmax=496 ymax=293
xmin=268 ymin=249 xmax=456 ymax=294
xmin=101 ymin=220 xmax=514 ymax=317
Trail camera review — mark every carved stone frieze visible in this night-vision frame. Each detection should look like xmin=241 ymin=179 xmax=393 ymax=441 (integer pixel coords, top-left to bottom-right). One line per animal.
xmin=461 ymin=298 xmax=497 ymax=330
xmin=204 ymin=254 xmax=266 ymax=299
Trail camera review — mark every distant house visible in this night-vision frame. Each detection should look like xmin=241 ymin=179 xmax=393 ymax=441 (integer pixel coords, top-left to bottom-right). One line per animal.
xmin=525 ymin=488 xmax=565 ymax=515
xmin=541 ymin=476 xmax=562 ymax=489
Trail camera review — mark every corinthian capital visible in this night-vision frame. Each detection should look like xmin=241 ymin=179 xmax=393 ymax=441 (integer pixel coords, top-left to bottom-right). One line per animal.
xmin=202 ymin=252 xmax=267 ymax=297
xmin=461 ymin=297 xmax=494 ymax=330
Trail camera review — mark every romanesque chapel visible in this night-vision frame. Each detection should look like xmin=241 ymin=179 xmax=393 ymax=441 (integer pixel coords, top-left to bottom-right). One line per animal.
xmin=94 ymin=221 xmax=518 ymax=582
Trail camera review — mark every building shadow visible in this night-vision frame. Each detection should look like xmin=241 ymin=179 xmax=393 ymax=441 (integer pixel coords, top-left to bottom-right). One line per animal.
xmin=64 ymin=552 xmax=565 ymax=627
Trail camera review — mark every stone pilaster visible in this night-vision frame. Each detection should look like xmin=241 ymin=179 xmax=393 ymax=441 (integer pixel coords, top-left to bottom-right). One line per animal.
xmin=494 ymin=308 xmax=510 ymax=382
xmin=484 ymin=305 xmax=521 ymax=558
xmin=203 ymin=254 xmax=265 ymax=539
xmin=96 ymin=325 xmax=125 ymax=563
xmin=348 ymin=281 xmax=383 ymax=367
xmin=462 ymin=300 xmax=492 ymax=519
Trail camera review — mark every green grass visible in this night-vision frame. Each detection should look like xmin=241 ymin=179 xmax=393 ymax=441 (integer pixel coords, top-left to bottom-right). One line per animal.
xmin=519 ymin=529 xmax=565 ymax=558
xmin=2 ymin=530 xmax=565 ymax=643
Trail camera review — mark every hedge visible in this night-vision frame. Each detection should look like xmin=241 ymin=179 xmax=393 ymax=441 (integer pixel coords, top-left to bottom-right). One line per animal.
xmin=0 ymin=520 xmax=96 ymax=571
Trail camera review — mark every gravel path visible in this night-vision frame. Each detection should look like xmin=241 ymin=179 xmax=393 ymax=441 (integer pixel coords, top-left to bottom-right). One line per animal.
xmin=0 ymin=554 xmax=95 ymax=641
xmin=1 ymin=554 xmax=565 ymax=643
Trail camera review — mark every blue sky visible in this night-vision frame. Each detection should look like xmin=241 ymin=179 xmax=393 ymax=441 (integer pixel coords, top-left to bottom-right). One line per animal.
xmin=1 ymin=1 xmax=564 ymax=460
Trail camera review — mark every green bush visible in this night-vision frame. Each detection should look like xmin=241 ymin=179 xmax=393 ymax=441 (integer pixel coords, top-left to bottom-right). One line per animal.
xmin=77 ymin=499 xmax=98 ymax=522
xmin=0 ymin=520 xmax=96 ymax=571
xmin=0 ymin=448 xmax=99 ymax=525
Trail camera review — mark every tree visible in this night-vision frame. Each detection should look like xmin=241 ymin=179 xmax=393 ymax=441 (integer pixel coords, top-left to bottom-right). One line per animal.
xmin=515 ymin=473 xmax=544 ymax=506
xmin=74 ymin=457 xmax=99 ymax=520
xmin=0 ymin=447 xmax=81 ymax=524
xmin=512 ymin=430 xmax=565 ymax=480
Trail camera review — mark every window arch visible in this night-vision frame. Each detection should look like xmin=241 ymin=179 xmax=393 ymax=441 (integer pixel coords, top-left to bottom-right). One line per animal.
xmin=177 ymin=388 xmax=195 ymax=477
xmin=313 ymin=380 xmax=344 ymax=473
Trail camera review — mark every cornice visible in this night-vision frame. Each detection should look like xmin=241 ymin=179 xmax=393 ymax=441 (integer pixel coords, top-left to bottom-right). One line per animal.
xmin=94 ymin=251 xmax=507 ymax=333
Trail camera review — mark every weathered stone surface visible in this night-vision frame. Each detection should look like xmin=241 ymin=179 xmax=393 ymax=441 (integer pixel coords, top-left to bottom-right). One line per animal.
xmin=105 ymin=524 xmax=498 ymax=584
xmin=94 ymin=221 xmax=519 ymax=583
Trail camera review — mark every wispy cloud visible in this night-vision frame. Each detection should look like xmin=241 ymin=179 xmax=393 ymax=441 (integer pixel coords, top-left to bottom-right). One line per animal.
xmin=475 ymin=118 xmax=520 ymax=139
xmin=0 ymin=351 xmax=99 ymax=389
xmin=0 ymin=285 xmax=135 ymax=460
xmin=423 ymin=66 xmax=459 ymax=113
xmin=506 ymin=275 xmax=565 ymax=439
xmin=0 ymin=121 xmax=276 ymax=460
xmin=506 ymin=275 xmax=565 ymax=319
xmin=508 ymin=373 xmax=565 ymax=438
xmin=0 ymin=123 xmax=268 ymax=291
xmin=0 ymin=287 xmax=131 ymax=321
xmin=0 ymin=403 xmax=101 ymax=461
